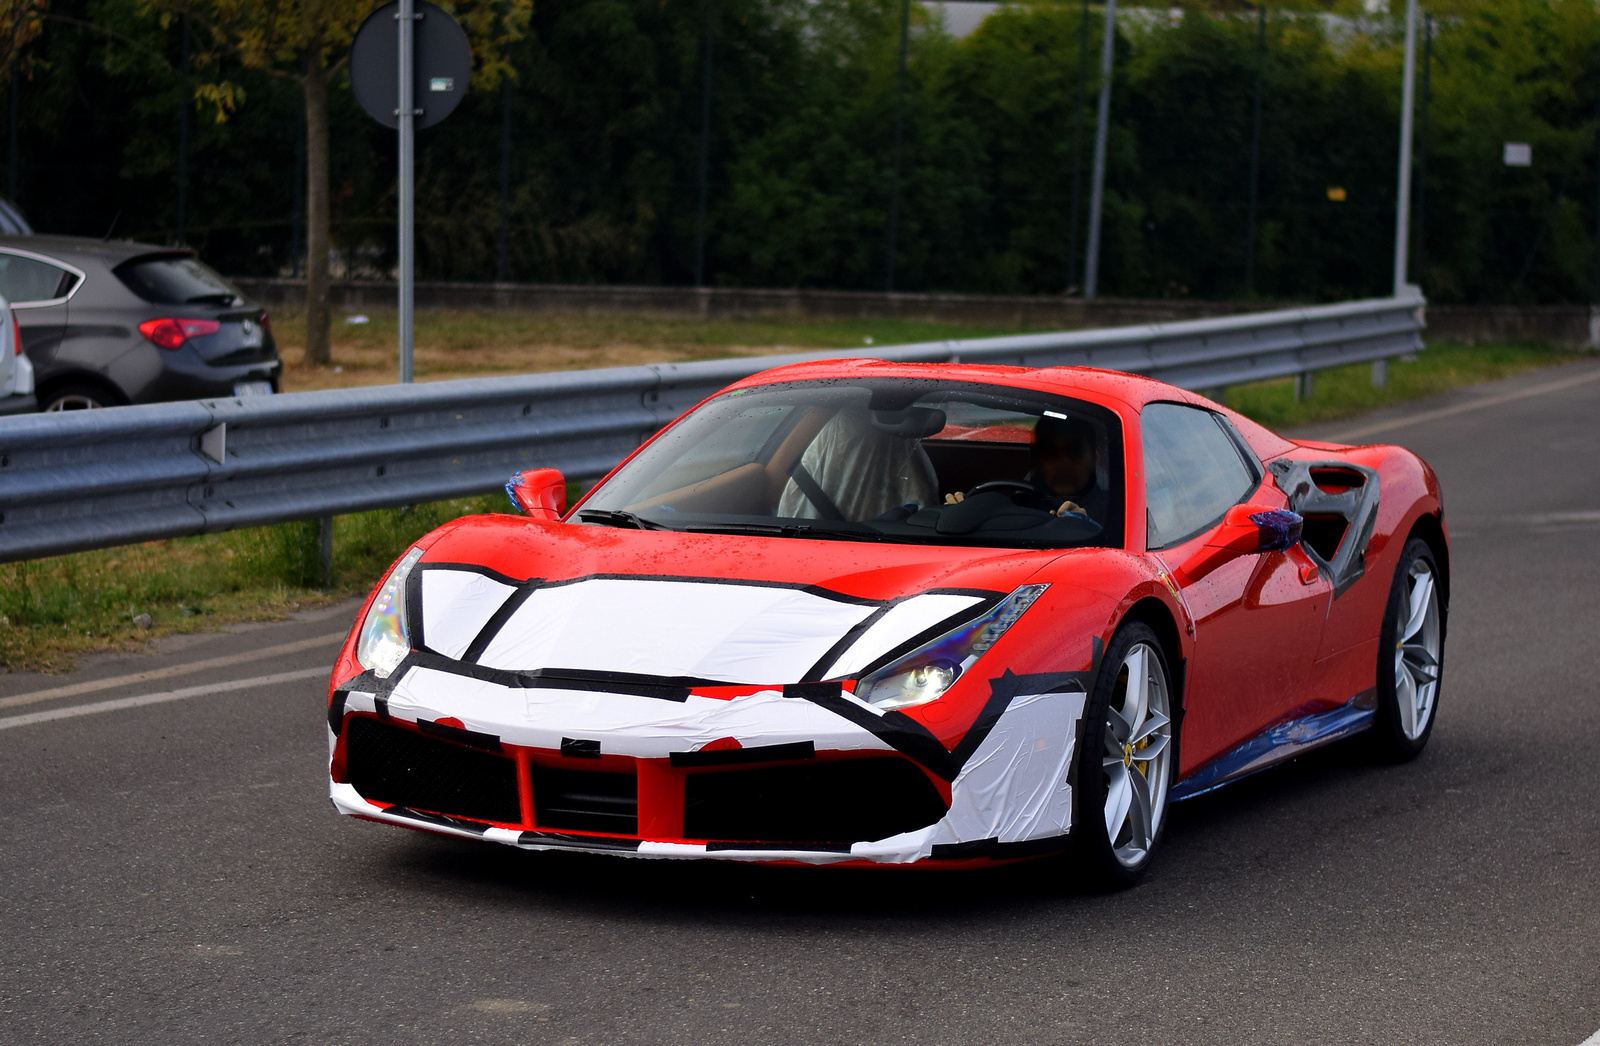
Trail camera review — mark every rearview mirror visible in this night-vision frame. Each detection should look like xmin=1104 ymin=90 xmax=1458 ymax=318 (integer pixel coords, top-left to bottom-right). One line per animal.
xmin=506 ymin=468 xmax=566 ymax=520
xmin=1175 ymin=505 xmax=1303 ymax=584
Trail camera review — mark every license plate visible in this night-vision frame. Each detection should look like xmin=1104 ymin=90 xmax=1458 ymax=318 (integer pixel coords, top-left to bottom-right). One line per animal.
xmin=233 ymin=381 xmax=273 ymax=397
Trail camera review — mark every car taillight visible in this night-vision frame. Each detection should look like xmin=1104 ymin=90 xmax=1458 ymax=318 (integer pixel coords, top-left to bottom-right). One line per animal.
xmin=138 ymin=317 xmax=221 ymax=350
xmin=259 ymin=311 xmax=272 ymax=336
xmin=9 ymin=308 xmax=18 ymax=355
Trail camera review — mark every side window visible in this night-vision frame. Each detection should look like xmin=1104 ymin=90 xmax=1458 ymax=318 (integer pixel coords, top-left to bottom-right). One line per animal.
xmin=0 ymin=252 xmax=76 ymax=304
xmin=1141 ymin=402 xmax=1259 ymax=549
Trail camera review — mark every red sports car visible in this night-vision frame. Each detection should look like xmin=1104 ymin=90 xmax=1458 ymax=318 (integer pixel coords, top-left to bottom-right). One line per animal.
xmin=326 ymin=360 xmax=1448 ymax=885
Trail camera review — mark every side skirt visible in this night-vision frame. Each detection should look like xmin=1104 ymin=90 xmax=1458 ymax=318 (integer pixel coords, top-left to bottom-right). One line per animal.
xmin=1169 ymin=689 xmax=1377 ymax=803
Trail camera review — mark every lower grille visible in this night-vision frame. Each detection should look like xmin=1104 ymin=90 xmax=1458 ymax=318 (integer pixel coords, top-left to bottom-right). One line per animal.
xmin=684 ymin=758 xmax=947 ymax=846
xmin=532 ymin=767 xmax=638 ymax=834
xmin=345 ymin=716 xmax=521 ymax=825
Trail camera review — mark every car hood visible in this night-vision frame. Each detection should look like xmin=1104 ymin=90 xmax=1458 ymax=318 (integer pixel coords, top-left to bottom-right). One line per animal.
xmin=410 ymin=515 xmax=1070 ymax=684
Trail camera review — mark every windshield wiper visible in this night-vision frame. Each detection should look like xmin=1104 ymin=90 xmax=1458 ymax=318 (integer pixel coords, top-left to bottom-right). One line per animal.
xmin=185 ymin=293 xmax=239 ymax=305
xmin=681 ymin=521 xmax=885 ymax=542
xmin=575 ymin=508 xmax=669 ymax=530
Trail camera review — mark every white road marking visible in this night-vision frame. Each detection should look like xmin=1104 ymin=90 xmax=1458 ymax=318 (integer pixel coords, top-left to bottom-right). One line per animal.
xmin=0 ymin=666 xmax=331 ymax=732
xmin=1322 ymin=366 xmax=1600 ymax=443
xmin=0 ymin=631 xmax=347 ymax=711
xmin=1579 ymin=1026 xmax=1600 ymax=1046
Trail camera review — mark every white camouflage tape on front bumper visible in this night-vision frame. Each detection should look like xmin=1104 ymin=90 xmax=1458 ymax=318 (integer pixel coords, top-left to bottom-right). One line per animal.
xmin=384 ymin=666 xmax=894 ymax=759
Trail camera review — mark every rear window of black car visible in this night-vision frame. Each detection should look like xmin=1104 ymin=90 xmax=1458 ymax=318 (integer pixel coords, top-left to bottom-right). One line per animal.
xmin=114 ymin=254 xmax=242 ymax=306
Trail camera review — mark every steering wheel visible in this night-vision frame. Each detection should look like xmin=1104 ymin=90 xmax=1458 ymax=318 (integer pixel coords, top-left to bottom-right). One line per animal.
xmin=964 ymin=479 xmax=1036 ymax=499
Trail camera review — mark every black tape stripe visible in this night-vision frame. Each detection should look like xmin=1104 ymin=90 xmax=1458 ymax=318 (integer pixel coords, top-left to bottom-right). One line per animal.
xmin=404 ymin=560 xmax=426 ymax=655
xmin=417 ymin=717 xmax=504 ymax=753
xmin=461 ymin=580 xmax=543 ymax=663
xmin=416 ymin=562 xmax=527 ymax=587
xmin=704 ymin=840 xmax=853 ymax=853
xmin=669 ymin=740 xmax=815 ymax=767
xmin=847 ymin=597 xmax=1005 ymax=681
xmin=929 ymin=835 xmax=1069 ymax=860
xmin=949 ymin=666 xmax=1091 ymax=768
xmin=786 ymin=688 xmax=961 ymax=781
xmin=560 ymin=737 xmax=602 ymax=759
xmin=804 ymin=604 xmax=892 ymax=681
xmin=516 ymin=831 xmax=641 ymax=852
xmin=519 ymin=667 xmax=697 ymax=700
xmin=403 ymin=650 xmax=705 ymax=701
xmin=512 ymin=571 xmax=886 ymax=606
xmin=929 ymin=838 xmax=995 ymax=859
xmin=803 ymin=590 xmax=1005 ymax=682
xmin=783 ymin=682 xmax=842 ymax=700
xmin=327 ymin=690 xmax=349 ymax=735
xmin=385 ymin=807 xmax=490 ymax=836
xmin=957 ymin=635 xmax=1104 ymax=766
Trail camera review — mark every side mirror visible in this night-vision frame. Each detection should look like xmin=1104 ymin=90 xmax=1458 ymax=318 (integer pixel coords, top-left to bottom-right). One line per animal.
xmin=506 ymin=468 xmax=566 ymax=520
xmin=1175 ymin=505 xmax=1303 ymax=584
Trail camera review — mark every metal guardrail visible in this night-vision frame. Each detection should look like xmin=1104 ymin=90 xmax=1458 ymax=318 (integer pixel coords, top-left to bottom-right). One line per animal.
xmin=0 ymin=292 xmax=1424 ymax=563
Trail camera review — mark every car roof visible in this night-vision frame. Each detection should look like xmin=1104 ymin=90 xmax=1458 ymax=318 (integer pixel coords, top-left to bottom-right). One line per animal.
xmin=720 ymin=357 xmax=1301 ymax=460
xmin=0 ymin=234 xmax=189 ymax=268
xmin=723 ymin=357 xmax=1205 ymax=412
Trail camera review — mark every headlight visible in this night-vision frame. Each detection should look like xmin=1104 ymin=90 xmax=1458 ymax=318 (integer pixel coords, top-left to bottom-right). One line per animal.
xmin=355 ymin=546 xmax=425 ymax=678
xmin=855 ymin=584 xmax=1048 ymax=711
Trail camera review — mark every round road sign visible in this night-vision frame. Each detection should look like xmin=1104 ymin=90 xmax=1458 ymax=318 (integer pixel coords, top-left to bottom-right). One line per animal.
xmin=349 ymin=1 xmax=472 ymax=131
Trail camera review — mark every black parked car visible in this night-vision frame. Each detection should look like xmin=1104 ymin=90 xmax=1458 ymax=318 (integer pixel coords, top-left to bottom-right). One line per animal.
xmin=0 ymin=235 xmax=282 ymax=411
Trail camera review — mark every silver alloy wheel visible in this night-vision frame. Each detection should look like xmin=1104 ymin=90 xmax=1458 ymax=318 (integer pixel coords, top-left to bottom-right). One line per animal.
xmin=1393 ymin=558 xmax=1442 ymax=741
xmin=1101 ymin=641 xmax=1173 ymax=868
xmin=45 ymin=394 xmax=103 ymax=411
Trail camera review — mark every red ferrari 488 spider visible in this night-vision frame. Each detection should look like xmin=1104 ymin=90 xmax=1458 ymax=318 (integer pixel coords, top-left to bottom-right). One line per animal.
xmin=327 ymin=360 xmax=1447 ymax=884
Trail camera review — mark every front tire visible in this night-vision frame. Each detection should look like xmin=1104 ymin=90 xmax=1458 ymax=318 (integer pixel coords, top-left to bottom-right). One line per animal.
xmin=1368 ymin=537 xmax=1445 ymax=761
xmin=1071 ymin=622 xmax=1175 ymax=889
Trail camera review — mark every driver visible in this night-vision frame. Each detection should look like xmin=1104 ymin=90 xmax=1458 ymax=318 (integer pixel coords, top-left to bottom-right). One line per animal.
xmin=945 ymin=414 xmax=1107 ymax=521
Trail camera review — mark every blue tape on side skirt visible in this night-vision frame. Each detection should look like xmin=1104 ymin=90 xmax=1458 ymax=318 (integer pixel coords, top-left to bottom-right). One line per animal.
xmin=1171 ymin=692 xmax=1376 ymax=802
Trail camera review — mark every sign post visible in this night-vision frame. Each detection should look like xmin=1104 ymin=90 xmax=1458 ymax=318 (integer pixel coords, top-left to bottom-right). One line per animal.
xmin=350 ymin=1 xmax=472 ymax=384
xmin=397 ymin=0 xmax=415 ymax=382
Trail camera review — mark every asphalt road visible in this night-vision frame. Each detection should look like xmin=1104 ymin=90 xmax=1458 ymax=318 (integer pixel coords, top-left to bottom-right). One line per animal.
xmin=3 ymin=360 xmax=1598 ymax=1046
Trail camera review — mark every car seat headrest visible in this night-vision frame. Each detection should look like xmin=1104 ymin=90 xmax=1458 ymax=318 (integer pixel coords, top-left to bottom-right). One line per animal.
xmin=870 ymin=406 xmax=946 ymax=439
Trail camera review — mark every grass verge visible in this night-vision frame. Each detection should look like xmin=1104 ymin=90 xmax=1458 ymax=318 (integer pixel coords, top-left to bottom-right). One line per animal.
xmin=273 ymin=309 xmax=1022 ymax=392
xmin=2 ymin=336 xmax=1588 ymax=673
xmin=1215 ymin=340 xmax=1577 ymax=428
xmin=1 ymin=496 xmax=501 ymax=673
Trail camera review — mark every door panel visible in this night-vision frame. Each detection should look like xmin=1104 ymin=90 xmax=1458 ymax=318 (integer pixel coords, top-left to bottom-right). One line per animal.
xmin=1137 ymin=402 xmax=1332 ymax=777
xmin=1163 ymin=494 xmax=1332 ymax=776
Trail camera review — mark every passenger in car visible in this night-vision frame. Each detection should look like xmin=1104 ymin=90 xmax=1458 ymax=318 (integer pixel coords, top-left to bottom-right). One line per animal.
xmin=776 ymin=407 xmax=940 ymax=521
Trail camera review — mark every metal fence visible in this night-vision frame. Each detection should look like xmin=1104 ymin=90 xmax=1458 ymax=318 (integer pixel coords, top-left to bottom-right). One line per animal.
xmin=0 ymin=292 xmax=1424 ymax=564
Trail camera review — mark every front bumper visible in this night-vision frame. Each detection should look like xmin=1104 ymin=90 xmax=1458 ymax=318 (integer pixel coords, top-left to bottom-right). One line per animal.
xmin=328 ymin=668 xmax=1088 ymax=867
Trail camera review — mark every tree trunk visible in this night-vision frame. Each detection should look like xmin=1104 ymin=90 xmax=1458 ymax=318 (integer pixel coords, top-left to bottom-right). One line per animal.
xmin=301 ymin=58 xmax=332 ymax=367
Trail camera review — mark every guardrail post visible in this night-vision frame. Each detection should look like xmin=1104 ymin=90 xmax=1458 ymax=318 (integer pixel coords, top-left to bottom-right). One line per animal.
xmin=317 ymin=515 xmax=334 ymax=587
xmin=1295 ymin=371 xmax=1314 ymax=402
xmin=1371 ymin=358 xmax=1389 ymax=388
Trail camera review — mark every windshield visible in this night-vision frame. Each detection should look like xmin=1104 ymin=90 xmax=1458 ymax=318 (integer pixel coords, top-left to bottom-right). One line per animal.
xmin=578 ymin=378 xmax=1125 ymax=548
